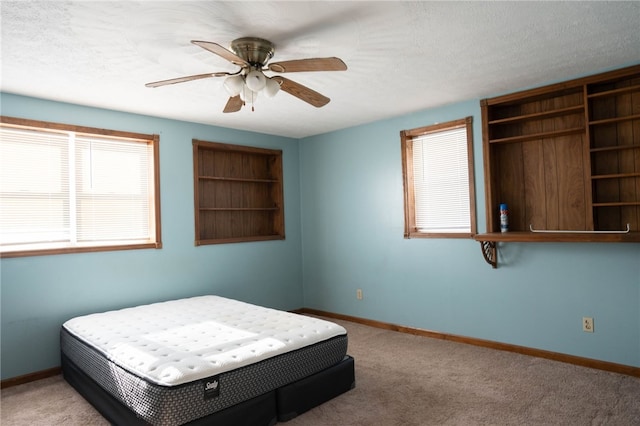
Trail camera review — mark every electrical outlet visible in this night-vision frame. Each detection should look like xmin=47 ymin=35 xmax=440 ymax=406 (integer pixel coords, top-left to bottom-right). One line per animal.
xmin=356 ymin=289 xmax=363 ymax=300
xmin=583 ymin=317 xmax=594 ymax=333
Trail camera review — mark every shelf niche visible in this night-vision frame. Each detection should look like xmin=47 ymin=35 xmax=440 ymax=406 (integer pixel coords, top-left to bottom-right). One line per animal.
xmin=193 ymin=140 xmax=285 ymax=245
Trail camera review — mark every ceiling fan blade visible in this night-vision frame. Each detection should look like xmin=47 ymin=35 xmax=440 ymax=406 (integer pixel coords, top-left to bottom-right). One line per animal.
xmin=273 ymin=76 xmax=330 ymax=108
xmin=191 ymin=40 xmax=249 ymax=68
xmin=268 ymin=57 xmax=347 ymax=73
xmin=223 ymin=96 xmax=243 ymax=113
xmin=145 ymin=72 xmax=230 ymax=88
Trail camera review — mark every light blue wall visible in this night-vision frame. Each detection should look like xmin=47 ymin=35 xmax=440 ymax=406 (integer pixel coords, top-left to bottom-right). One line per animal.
xmin=0 ymin=93 xmax=303 ymax=379
xmin=2 ymin=88 xmax=639 ymax=381
xmin=299 ymin=100 xmax=640 ymax=368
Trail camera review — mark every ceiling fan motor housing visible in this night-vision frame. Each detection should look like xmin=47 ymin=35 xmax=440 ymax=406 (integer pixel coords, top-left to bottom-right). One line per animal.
xmin=230 ymin=37 xmax=275 ymax=67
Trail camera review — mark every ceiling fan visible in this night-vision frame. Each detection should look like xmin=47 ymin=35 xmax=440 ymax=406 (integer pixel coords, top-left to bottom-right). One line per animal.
xmin=145 ymin=37 xmax=347 ymax=113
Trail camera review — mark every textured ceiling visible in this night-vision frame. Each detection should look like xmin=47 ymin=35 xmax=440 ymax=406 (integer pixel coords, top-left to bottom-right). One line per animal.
xmin=1 ymin=1 xmax=639 ymax=138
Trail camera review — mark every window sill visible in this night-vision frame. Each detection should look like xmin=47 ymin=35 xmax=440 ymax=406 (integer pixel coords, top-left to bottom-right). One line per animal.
xmin=0 ymin=242 xmax=161 ymax=258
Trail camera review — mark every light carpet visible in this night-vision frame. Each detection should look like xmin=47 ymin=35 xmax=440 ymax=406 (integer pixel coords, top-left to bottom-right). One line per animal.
xmin=2 ymin=318 xmax=639 ymax=425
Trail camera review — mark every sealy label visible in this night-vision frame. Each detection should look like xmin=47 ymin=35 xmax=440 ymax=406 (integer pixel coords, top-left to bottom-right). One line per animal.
xmin=203 ymin=375 xmax=220 ymax=399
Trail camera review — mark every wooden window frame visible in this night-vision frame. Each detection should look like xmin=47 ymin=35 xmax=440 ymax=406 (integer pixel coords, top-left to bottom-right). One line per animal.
xmin=0 ymin=116 xmax=162 ymax=258
xmin=401 ymin=116 xmax=477 ymax=239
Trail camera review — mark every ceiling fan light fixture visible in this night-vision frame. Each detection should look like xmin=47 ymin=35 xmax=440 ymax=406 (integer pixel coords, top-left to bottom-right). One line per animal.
xmin=245 ymin=69 xmax=267 ymax=92
xmin=264 ymin=77 xmax=280 ymax=98
xmin=223 ymin=75 xmax=244 ymax=97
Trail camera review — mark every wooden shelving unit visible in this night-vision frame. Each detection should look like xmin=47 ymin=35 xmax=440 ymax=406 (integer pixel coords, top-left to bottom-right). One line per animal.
xmin=193 ymin=140 xmax=285 ymax=245
xmin=476 ymin=64 xmax=640 ymax=267
xmin=587 ymin=74 xmax=640 ymax=233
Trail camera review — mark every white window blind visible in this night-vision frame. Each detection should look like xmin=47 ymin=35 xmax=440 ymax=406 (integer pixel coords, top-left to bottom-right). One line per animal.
xmin=0 ymin=125 xmax=157 ymax=254
xmin=411 ymin=126 xmax=471 ymax=233
xmin=74 ymin=136 xmax=152 ymax=242
xmin=0 ymin=128 xmax=70 ymax=244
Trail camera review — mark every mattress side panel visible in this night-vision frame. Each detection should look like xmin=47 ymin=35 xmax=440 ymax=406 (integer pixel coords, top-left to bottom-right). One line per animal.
xmin=61 ymin=327 xmax=347 ymax=426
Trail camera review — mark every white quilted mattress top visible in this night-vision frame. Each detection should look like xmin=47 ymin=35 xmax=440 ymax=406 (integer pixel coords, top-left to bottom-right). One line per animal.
xmin=63 ymin=295 xmax=346 ymax=386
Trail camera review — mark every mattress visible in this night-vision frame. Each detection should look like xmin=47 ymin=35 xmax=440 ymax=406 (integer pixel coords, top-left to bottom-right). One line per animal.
xmin=61 ymin=295 xmax=349 ymax=425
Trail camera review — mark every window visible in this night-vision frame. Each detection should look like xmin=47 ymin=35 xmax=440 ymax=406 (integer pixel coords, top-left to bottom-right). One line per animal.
xmin=193 ymin=140 xmax=284 ymax=245
xmin=0 ymin=117 xmax=161 ymax=257
xmin=401 ymin=117 xmax=476 ymax=238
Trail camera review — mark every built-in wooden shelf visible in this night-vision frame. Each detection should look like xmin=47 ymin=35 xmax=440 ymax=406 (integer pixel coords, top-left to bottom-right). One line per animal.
xmin=478 ymin=64 xmax=640 ymax=268
xmin=193 ymin=140 xmax=285 ymax=245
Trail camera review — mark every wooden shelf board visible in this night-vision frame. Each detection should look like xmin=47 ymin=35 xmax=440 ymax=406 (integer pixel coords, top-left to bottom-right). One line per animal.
xmin=587 ymin=83 xmax=640 ymax=99
xmin=590 ymin=144 xmax=640 ymax=153
xmin=588 ymin=113 xmax=640 ymax=127
xmin=591 ymin=172 xmax=640 ymax=180
xmin=198 ymin=176 xmax=279 ymax=183
xmin=196 ymin=234 xmax=285 ymax=245
xmin=489 ymin=127 xmax=584 ymax=144
xmin=474 ymin=232 xmax=639 ymax=243
xmin=199 ymin=207 xmax=279 ymax=211
xmin=488 ymin=105 xmax=584 ymax=125
xmin=593 ymin=201 xmax=640 ymax=207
